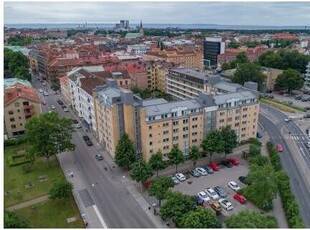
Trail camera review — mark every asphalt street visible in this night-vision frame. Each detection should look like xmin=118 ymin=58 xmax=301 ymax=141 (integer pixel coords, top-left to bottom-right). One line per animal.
xmin=33 ymin=77 xmax=155 ymax=228
xmin=259 ymin=104 xmax=310 ymax=227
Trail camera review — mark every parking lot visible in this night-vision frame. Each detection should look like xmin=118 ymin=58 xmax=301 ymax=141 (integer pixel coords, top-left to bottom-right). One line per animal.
xmin=270 ymin=92 xmax=310 ymax=110
xmin=171 ymin=158 xmax=258 ymax=217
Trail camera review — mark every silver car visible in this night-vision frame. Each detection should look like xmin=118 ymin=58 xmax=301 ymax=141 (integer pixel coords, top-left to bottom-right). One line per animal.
xmin=196 ymin=167 xmax=208 ymax=176
xmin=175 ymin=173 xmax=186 ymax=182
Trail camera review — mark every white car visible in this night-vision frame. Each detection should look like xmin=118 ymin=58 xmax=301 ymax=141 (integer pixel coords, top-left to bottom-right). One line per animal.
xmin=171 ymin=176 xmax=179 ymax=184
xmin=219 ymin=198 xmax=233 ymax=211
xmin=39 ymin=88 xmax=43 ymax=93
xmin=284 ymin=117 xmax=292 ymax=122
xmin=228 ymin=181 xmax=241 ymax=192
xmin=43 ymin=92 xmax=49 ymax=96
xmin=74 ymin=123 xmax=82 ymax=129
xmin=63 ymin=107 xmax=69 ymax=112
xmin=196 ymin=167 xmax=207 ymax=176
xmin=42 ymin=82 xmax=46 ymax=86
xmin=175 ymin=173 xmax=186 ymax=182
xmin=50 ymin=105 xmax=56 ymax=109
xmin=205 ymin=188 xmax=220 ymax=200
xmin=197 ymin=191 xmax=210 ymax=203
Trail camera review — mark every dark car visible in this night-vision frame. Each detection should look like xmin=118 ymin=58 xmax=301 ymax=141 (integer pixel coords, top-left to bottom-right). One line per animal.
xmin=95 ymin=153 xmax=103 ymax=161
xmin=86 ymin=140 xmax=93 ymax=146
xmin=72 ymin=119 xmax=79 ymax=124
xmin=57 ymin=99 xmax=64 ymax=105
xmin=239 ymin=176 xmax=250 ymax=185
xmin=304 ymin=114 xmax=310 ymax=118
xmin=190 ymin=169 xmax=200 ymax=177
xmin=83 ymin=135 xmax=90 ymax=141
xmin=220 ymin=160 xmax=233 ymax=168
xmin=203 ymin=165 xmax=214 ymax=174
xmin=304 ymin=106 xmax=310 ymax=111
xmin=214 ymin=186 xmax=227 ymax=198
xmin=295 ymin=95 xmax=302 ymax=100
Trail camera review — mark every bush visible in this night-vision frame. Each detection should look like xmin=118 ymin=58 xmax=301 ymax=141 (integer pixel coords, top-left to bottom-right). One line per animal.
xmin=4 ymin=136 xmax=27 ymax=147
xmin=239 ymin=138 xmax=262 ymax=146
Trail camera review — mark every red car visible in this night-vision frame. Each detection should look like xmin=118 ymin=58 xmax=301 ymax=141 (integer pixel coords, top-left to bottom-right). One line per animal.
xmin=227 ymin=158 xmax=240 ymax=166
xmin=233 ymin=194 xmax=247 ymax=204
xmin=277 ymin=144 xmax=283 ymax=153
xmin=208 ymin=162 xmax=220 ymax=171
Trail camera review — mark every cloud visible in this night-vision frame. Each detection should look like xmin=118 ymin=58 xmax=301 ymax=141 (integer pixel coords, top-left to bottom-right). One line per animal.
xmin=4 ymin=2 xmax=310 ymax=25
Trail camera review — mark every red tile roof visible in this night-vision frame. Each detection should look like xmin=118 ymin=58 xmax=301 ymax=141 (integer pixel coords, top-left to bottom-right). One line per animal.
xmin=4 ymin=84 xmax=41 ymax=107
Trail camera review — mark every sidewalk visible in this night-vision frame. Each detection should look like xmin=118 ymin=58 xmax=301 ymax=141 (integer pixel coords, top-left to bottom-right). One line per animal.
xmin=7 ymin=195 xmax=49 ymax=211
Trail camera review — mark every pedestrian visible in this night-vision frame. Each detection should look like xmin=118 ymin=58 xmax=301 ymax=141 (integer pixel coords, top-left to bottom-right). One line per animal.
xmin=148 ymin=206 xmax=151 ymax=211
xmin=85 ymin=222 xmax=88 ymax=227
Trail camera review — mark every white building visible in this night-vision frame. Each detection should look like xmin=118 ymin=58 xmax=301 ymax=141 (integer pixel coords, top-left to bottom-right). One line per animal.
xmin=127 ymin=44 xmax=147 ymax=55
xmin=305 ymin=62 xmax=310 ymax=92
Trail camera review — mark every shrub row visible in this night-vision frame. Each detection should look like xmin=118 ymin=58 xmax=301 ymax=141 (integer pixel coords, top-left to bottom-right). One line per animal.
xmin=8 ymin=157 xmax=31 ymax=167
xmin=266 ymin=142 xmax=305 ymax=228
xmin=4 ymin=136 xmax=27 ymax=147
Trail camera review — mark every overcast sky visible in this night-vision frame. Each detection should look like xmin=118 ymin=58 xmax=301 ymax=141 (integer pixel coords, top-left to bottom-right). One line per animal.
xmin=4 ymin=1 xmax=310 ymax=25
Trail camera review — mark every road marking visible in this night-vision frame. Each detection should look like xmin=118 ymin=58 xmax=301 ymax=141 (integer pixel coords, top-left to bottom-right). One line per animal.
xmin=301 ymin=137 xmax=305 ymax=140
xmin=92 ymin=205 xmax=108 ymax=228
xmin=300 ymin=147 xmax=306 ymax=158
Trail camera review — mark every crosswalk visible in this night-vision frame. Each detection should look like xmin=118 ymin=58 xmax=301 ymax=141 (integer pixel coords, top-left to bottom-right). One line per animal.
xmin=270 ymin=135 xmax=309 ymax=142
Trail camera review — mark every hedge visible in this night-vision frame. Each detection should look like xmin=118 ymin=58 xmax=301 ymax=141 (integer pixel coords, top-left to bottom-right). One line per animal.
xmin=4 ymin=136 xmax=27 ymax=147
xmin=267 ymin=142 xmax=305 ymax=228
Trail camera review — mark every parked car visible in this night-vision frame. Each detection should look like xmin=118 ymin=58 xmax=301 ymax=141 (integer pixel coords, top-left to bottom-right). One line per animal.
xmin=95 ymin=153 xmax=103 ymax=161
xmin=86 ymin=140 xmax=93 ymax=146
xmin=301 ymin=96 xmax=310 ymax=102
xmin=219 ymin=198 xmax=233 ymax=211
xmin=228 ymin=181 xmax=241 ymax=192
xmin=256 ymin=132 xmax=263 ymax=138
xmin=205 ymin=188 xmax=220 ymax=200
xmin=277 ymin=144 xmax=283 ymax=153
xmin=175 ymin=173 xmax=186 ymax=182
xmin=303 ymin=114 xmax=310 ymax=118
xmin=42 ymin=100 xmax=46 ymax=105
xmin=74 ymin=123 xmax=81 ymax=129
xmin=227 ymin=158 xmax=240 ymax=166
xmin=201 ymin=165 xmax=213 ymax=174
xmin=57 ymin=99 xmax=63 ymax=105
xmin=83 ymin=135 xmax=90 ymax=141
xmin=197 ymin=191 xmax=211 ymax=203
xmin=284 ymin=117 xmax=292 ymax=122
xmin=63 ymin=106 xmax=69 ymax=112
xmin=43 ymin=92 xmax=49 ymax=96
xmin=239 ymin=176 xmax=250 ymax=185
xmin=50 ymin=105 xmax=55 ymax=109
xmin=209 ymin=201 xmax=222 ymax=213
xmin=208 ymin=162 xmax=220 ymax=171
xmin=214 ymin=186 xmax=228 ymax=198
xmin=233 ymin=194 xmax=247 ymax=204
xmin=190 ymin=169 xmax=200 ymax=177
xmin=220 ymin=159 xmax=233 ymax=168
xmin=304 ymin=106 xmax=310 ymax=111
xmin=171 ymin=176 xmax=179 ymax=184
xmin=39 ymin=88 xmax=43 ymax=93
xmin=195 ymin=167 xmax=208 ymax=176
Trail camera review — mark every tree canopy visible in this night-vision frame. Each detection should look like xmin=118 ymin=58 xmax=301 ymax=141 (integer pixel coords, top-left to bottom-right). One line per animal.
xmin=275 ymin=68 xmax=304 ymax=93
xmin=168 ymin=144 xmax=185 ymax=173
xmin=4 ymin=210 xmax=28 ymax=228
xmin=7 ymin=35 xmax=33 ymax=46
xmin=189 ymin=145 xmax=201 ymax=166
xmin=220 ymin=126 xmax=238 ymax=157
xmin=49 ymin=180 xmax=73 ymax=200
xmin=130 ymin=159 xmax=153 ymax=192
xmin=148 ymin=176 xmax=174 ymax=206
xmin=180 ymin=207 xmax=219 ymax=228
xmin=160 ymin=191 xmax=196 ymax=225
xmin=148 ymin=150 xmax=166 ymax=177
xmin=201 ymin=129 xmax=224 ymax=162
xmin=232 ymin=62 xmax=266 ymax=90
xmin=4 ymin=48 xmax=31 ymax=81
xmin=225 ymin=210 xmax=278 ymax=228
xmin=25 ymin=112 xmax=75 ymax=167
xmin=114 ymin=133 xmax=136 ymax=170
xmin=259 ymin=49 xmax=310 ymax=73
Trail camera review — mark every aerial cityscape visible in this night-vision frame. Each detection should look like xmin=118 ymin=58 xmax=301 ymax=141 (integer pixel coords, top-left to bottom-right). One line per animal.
xmin=3 ymin=1 xmax=310 ymax=228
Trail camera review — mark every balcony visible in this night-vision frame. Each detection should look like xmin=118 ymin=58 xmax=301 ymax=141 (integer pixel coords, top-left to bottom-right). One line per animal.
xmin=23 ymin=104 xmax=34 ymax=110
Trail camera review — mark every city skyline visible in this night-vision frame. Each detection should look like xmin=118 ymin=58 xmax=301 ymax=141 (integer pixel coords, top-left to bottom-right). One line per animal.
xmin=4 ymin=1 xmax=310 ymax=26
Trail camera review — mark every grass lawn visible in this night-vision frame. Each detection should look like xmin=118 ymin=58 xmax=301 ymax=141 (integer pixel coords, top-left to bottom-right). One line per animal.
xmin=5 ymin=144 xmax=65 ymax=207
xmin=260 ymin=99 xmax=297 ymax=113
xmin=15 ymin=199 xmax=84 ymax=228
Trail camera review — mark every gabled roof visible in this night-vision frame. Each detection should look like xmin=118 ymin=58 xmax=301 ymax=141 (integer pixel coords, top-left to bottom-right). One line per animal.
xmin=4 ymin=84 xmax=41 ymax=107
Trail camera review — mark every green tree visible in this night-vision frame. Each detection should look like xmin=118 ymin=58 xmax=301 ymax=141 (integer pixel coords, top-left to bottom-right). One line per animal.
xmin=148 ymin=176 xmax=174 ymax=206
xmin=221 ymin=62 xmax=231 ymax=71
xmin=225 ymin=210 xmax=278 ymax=228
xmin=115 ymin=133 xmax=136 ymax=170
xmin=275 ymin=68 xmax=304 ymax=93
xmin=242 ymin=163 xmax=278 ymax=211
xmin=4 ymin=210 xmax=28 ymax=228
xmin=130 ymin=159 xmax=153 ymax=193
xmin=51 ymin=82 xmax=61 ymax=92
xmin=160 ymin=191 xmax=196 ymax=225
xmin=25 ymin=112 xmax=75 ymax=167
xmin=232 ymin=62 xmax=266 ymax=90
xmin=249 ymin=143 xmax=261 ymax=158
xmin=230 ymin=52 xmax=250 ymax=69
xmin=180 ymin=207 xmax=219 ymax=228
xmin=148 ymin=150 xmax=166 ymax=177
xmin=220 ymin=126 xmax=237 ymax=158
xmin=228 ymin=41 xmax=240 ymax=49
xmin=201 ymin=130 xmax=224 ymax=162
xmin=168 ymin=144 xmax=185 ymax=173
xmin=49 ymin=180 xmax=73 ymax=200
xmin=189 ymin=145 xmax=201 ymax=166
xmin=249 ymin=155 xmax=269 ymax=167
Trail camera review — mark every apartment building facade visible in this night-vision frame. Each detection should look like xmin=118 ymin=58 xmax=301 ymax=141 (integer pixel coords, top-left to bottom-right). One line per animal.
xmin=305 ymin=62 xmax=310 ymax=92
xmin=4 ymin=84 xmax=42 ymax=139
xmin=93 ymin=79 xmax=259 ymax=162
